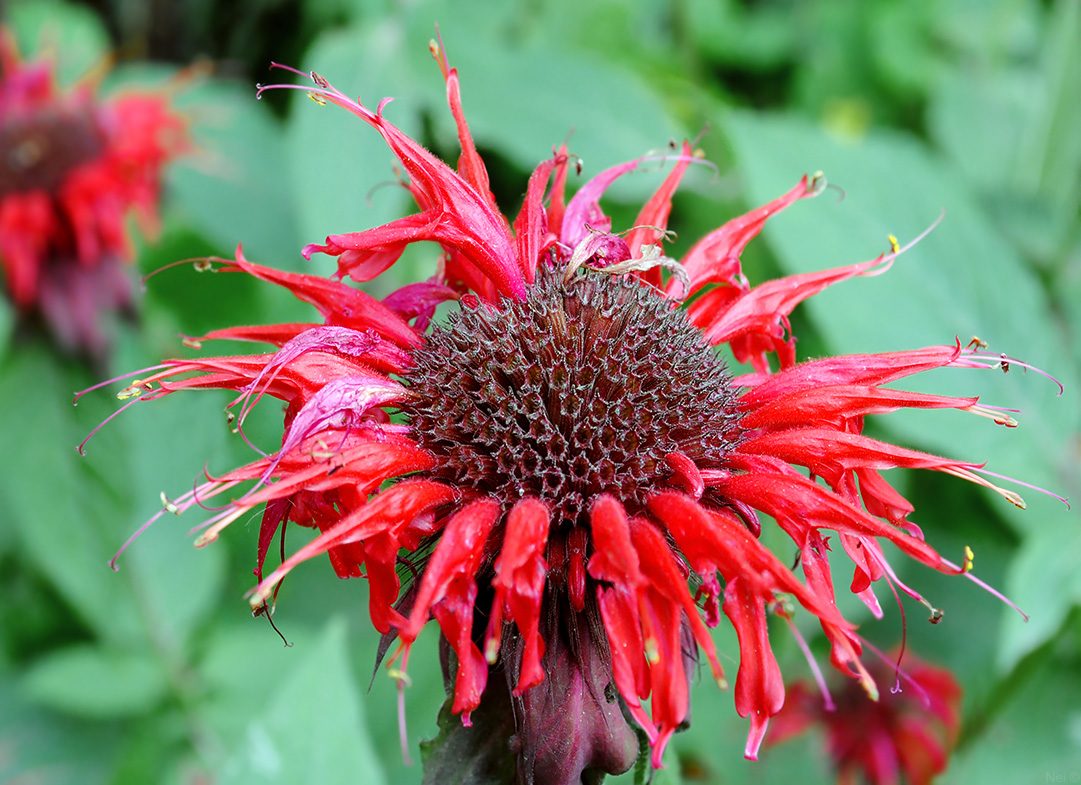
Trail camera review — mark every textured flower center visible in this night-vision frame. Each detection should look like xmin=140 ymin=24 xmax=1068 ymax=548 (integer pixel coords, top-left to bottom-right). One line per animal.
xmin=405 ymin=267 xmax=742 ymax=528
xmin=0 ymin=107 xmax=104 ymax=196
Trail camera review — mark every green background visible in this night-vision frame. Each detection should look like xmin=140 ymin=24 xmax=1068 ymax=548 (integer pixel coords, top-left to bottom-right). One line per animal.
xmin=1 ymin=0 xmax=1078 ymax=783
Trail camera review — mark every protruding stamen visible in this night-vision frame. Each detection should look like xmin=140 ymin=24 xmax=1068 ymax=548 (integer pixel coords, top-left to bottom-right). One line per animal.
xmin=161 ymin=492 xmax=181 ymax=514
xmin=779 ymin=610 xmax=834 ymax=711
xmin=967 ymin=403 xmax=1019 ymax=428
xmin=941 ymin=466 xmax=1027 ymax=509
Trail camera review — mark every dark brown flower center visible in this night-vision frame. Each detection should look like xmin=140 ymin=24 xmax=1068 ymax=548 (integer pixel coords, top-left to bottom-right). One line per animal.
xmin=404 ymin=267 xmax=742 ymax=528
xmin=0 ymin=106 xmax=104 ymax=196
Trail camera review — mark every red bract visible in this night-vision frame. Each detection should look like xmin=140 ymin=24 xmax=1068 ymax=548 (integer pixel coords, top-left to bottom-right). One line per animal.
xmin=771 ymin=654 xmax=963 ymax=785
xmin=85 ymin=41 xmax=1060 ymax=785
xmin=0 ymin=30 xmax=186 ymax=358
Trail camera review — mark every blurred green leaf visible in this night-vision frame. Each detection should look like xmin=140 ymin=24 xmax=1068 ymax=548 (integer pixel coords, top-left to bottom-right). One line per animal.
xmin=0 ymin=295 xmax=12 ymax=359
xmin=1000 ymin=529 xmax=1081 ymax=674
xmin=0 ymin=677 xmax=119 ymax=785
xmin=21 ymin=645 xmax=169 ymax=718
xmin=287 ymin=20 xmax=420 ymax=264
xmin=169 ymin=80 xmax=305 ymax=267
xmin=944 ymin=650 xmax=1081 ymax=783
xmin=4 ymin=0 xmax=111 ymax=86
xmin=1018 ymin=0 xmax=1081 ymax=213
xmin=0 ymin=344 xmax=146 ymax=647
xmin=424 ymin=40 xmax=683 ymax=192
xmin=684 ymin=0 xmax=795 ymax=71
xmin=0 ymin=338 xmax=227 ymax=653
xmin=928 ymin=0 xmax=1041 ymax=66
xmin=721 ymin=111 xmax=1080 ymax=670
xmin=927 ymin=68 xmax=1035 ymax=194
xmin=219 ymin=617 xmax=387 ymax=785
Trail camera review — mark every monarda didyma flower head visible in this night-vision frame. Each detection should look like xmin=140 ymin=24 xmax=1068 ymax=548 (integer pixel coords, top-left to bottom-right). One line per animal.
xmin=0 ymin=29 xmax=186 ymax=359
xmin=83 ymin=41 xmax=1064 ymax=785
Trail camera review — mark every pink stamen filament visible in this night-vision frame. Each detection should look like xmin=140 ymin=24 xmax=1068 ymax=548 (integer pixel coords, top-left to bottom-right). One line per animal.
xmin=78 ymin=397 xmax=144 ymax=455
xmin=940 ymin=557 xmax=1029 ymax=622
xmin=967 ymin=352 xmax=1064 ymax=395
xmin=967 ymin=404 xmax=1020 ymax=427
xmin=73 ymin=364 xmax=170 ymax=404
xmin=781 ymin=613 xmax=835 ymax=711
xmin=860 ymin=639 xmax=933 ymax=710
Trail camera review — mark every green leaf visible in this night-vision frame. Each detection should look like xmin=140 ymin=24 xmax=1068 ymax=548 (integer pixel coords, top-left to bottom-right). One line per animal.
xmin=419 ymin=686 xmax=516 ymax=785
xmin=927 ymin=68 xmax=1036 ymax=194
xmin=0 ymin=344 xmax=146 ymax=647
xmin=0 ymin=338 xmax=227 ymax=652
xmin=999 ymin=526 xmax=1081 ymax=674
xmin=0 ymin=676 xmax=119 ymax=785
xmin=721 ymin=111 xmax=1080 ymax=669
xmin=4 ymin=0 xmax=111 ymax=86
xmin=944 ymin=650 xmax=1081 ymax=782
xmin=21 ymin=645 xmax=169 ymax=718
xmin=407 ymin=17 xmax=683 ymax=191
xmin=169 ymin=80 xmax=305 ymax=267
xmin=286 ymin=20 xmax=420 ymax=265
xmin=218 ymin=618 xmax=387 ymax=785
xmin=0 ymin=295 xmax=12 ymax=360
xmin=684 ymin=0 xmax=796 ymax=70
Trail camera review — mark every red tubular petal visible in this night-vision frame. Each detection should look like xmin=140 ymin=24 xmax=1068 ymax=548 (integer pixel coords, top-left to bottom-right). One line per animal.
xmin=626 ymin=141 xmax=694 ymax=287
xmin=381 ymin=281 xmax=458 ymax=322
xmin=399 ymin=497 xmax=500 ymax=642
xmin=487 ymin=499 xmax=551 ymax=693
xmin=855 ymin=467 xmax=916 ymax=524
xmin=267 ymin=375 xmax=406 ymax=482
xmin=244 ymin=438 xmax=432 ymax=513
xmin=561 ymin=158 xmax=643 ymax=247
xmin=135 ymin=351 xmax=383 ymax=408
xmin=418 ymin=500 xmax=501 ymax=717
xmin=636 ymin=584 xmax=689 ymax=768
xmin=691 ymin=255 xmax=889 ymax=371
xmin=186 ymin=323 xmax=318 ymax=347
xmin=546 ymin=144 xmax=570 ymax=238
xmin=664 ymin=452 xmax=704 ymax=499
xmin=723 ymin=577 xmax=784 ymax=761
xmin=513 ymin=156 xmax=560 ymax=283
xmin=738 ymin=384 xmax=980 ymax=431
xmin=587 ymin=497 xmax=656 ymax=738
xmin=432 ymin=46 xmax=502 ymax=221
xmin=628 ymin=518 xmax=725 ymax=685
xmin=797 ymin=530 xmax=867 ymax=678
xmin=567 ymin=525 xmax=589 ymax=612
xmin=738 ymin=428 xmax=983 ymax=490
xmin=718 ymin=466 xmax=946 ymax=571
xmin=737 ymin=342 xmax=965 ymax=405
xmin=587 ymin=495 xmax=643 ymax=587
xmin=433 ymin=577 xmax=487 ymax=718
xmin=248 ymin=479 xmax=456 ymax=608
xmin=676 ymin=176 xmax=813 ymax=297
xmin=647 ymin=491 xmax=851 ymax=634
xmin=223 ymin=250 xmax=421 ymax=347
xmin=299 ymin=79 xmax=524 ymax=298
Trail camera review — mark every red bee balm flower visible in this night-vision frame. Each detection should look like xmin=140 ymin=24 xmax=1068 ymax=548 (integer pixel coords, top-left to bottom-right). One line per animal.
xmin=770 ymin=655 xmax=963 ymax=785
xmin=88 ymin=43 xmax=1062 ymax=785
xmin=0 ymin=30 xmax=186 ymax=358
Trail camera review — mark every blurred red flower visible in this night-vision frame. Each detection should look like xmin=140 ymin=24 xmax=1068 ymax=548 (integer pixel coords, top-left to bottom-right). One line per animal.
xmin=0 ymin=29 xmax=186 ymax=358
xmin=771 ymin=654 xmax=963 ymax=785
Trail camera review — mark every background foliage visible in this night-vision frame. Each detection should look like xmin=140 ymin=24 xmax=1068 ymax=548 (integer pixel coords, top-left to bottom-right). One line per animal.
xmin=1 ymin=0 xmax=1078 ymax=783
